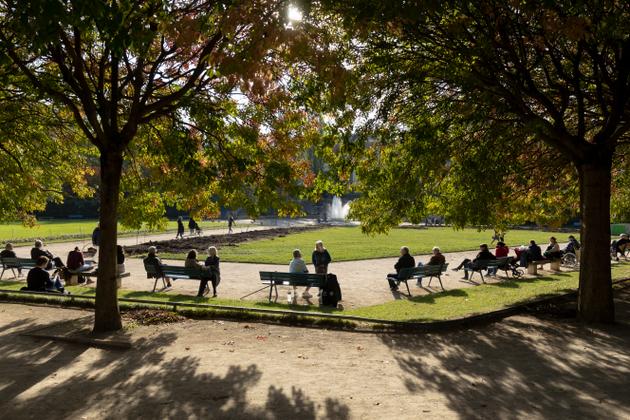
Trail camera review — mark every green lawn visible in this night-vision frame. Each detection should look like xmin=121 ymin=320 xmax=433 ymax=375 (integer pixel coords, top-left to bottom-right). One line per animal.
xmin=170 ymin=226 xmax=579 ymax=264
xmin=1 ymin=262 xmax=627 ymax=324
xmin=0 ymin=219 xmax=227 ymax=243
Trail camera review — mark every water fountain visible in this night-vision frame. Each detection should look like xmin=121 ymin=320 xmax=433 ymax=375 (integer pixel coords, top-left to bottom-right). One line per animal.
xmin=327 ymin=196 xmax=351 ymax=220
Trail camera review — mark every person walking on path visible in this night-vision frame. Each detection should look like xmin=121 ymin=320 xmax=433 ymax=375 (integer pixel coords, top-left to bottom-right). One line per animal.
xmin=176 ymin=216 xmax=185 ymax=239
xmin=188 ymin=217 xmax=196 ymax=236
xmin=228 ymin=215 xmax=235 ymax=234
xmin=310 ymin=240 xmax=332 ymax=299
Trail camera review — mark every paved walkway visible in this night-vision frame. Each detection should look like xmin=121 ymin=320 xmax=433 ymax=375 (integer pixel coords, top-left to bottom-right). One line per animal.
xmin=5 ymin=229 xmax=573 ymax=309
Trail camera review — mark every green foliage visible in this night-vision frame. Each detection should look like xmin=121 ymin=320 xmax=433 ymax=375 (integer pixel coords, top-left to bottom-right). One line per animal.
xmin=308 ymin=0 xmax=629 ymax=233
xmin=0 ymin=74 xmax=95 ymax=223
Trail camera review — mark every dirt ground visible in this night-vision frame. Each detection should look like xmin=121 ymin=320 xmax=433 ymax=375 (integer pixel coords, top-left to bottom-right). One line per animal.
xmin=1 ymin=288 xmax=630 ymax=419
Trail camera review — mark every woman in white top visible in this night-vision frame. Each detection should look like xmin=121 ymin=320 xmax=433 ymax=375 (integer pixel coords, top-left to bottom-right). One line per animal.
xmin=289 ymin=249 xmax=309 ymax=298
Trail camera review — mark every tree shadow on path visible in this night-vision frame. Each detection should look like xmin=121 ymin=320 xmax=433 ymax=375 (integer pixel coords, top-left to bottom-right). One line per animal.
xmin=0 ymin=315 xmax=349 ymax=419
xmin=377 ymin=288 xmax=630 ymax=418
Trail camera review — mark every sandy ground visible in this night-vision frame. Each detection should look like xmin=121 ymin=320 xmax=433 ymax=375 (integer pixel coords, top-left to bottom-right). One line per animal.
xmin=1 ymin=289 xmax=630 ymax=419
xmin=6 ymin=230 xmax=570 ymax=309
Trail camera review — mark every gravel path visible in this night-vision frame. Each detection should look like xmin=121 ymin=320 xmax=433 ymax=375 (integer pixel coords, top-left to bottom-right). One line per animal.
xmin=1 ymin=294 xmax=629 ymax=419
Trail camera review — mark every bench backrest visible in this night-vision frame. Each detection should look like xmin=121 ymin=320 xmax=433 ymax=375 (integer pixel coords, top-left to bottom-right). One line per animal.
xmin=398 ymin=264 xmax=448 ymax=280
xmin=1 ymin=257 xmax=37 ymax=269
xmin=259 ymin=271 xmax=327 ymax=287
xmin=144 ymin=262 xmax=161 ymax=277
xmin=487 ymin=257 xmax=510 ymax=267
xmin=162 ymin=265 xmax=207 ymax=279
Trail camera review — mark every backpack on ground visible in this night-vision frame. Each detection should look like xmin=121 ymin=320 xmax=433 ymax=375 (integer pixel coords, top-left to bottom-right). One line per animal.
xmin=320 ymin=273 xmax=342 ymax=308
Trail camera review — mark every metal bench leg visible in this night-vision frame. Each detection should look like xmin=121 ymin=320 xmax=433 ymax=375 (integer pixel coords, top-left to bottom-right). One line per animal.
xmin=427 ymin=277 xmax=432 ymax=287
xmin=0 ymin=268 xmax=4 ymax=280
xmin=480 ymin=271 xmax=485 ymax=283
xmin=269 ymin=282 xmax=274 ymax=302
xmin=404 ymin=280 xmax=411 ymax=296
xmin=437 ymin=275 xmax=445 ymax=291
xmin=152 ymin=277 xmax=158 ymax=293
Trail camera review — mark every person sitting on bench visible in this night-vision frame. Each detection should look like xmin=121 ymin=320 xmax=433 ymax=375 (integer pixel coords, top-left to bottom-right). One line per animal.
xmin=185 ymin=249 xmax=211 ymax=297
xmin=519 ymin=240 xmax=544 ymax=267
xmin=612 ymin=233 xmax=629 ymax=261
xmin=564 ymin=235 xmax=580 ymax=254
xmin=543 ymin=236 xmax=563 ymax=259
xmin=415 ymin=246 xmax=446 ymax=286
xmin=144 ymin=246 xmax=172 ymax=287
xmin=289 ymin=249 xmax=309 ymax=297
xmin=24 ymin=256 xmax=65 ymax=293
xmin=203 ymin=246 xmax=220 ymax=298
xmin=31 ymin=240 xmax=64 ymax=270
xmin=387 ymin=246 xmax=415 ymax=291
xmin=1 ymin=243 xmax=21 ymax=276
xmin=453 ymin=243 xmax=495 ymax=280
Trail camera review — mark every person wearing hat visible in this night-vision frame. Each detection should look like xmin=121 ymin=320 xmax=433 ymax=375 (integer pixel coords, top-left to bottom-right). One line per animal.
xmin=612 ymin=233 xmax=629 ymax=261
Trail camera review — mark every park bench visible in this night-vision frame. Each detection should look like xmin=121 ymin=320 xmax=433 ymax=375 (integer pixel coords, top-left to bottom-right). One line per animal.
xmin=144 ymin=263 xmax=208 ymax=292
xmin=527 ymin=259 xmax=561 ymax=275
xmin=78 ymin=270 xmax=130 ymax=288
xmin=463 ymin=259 xmax=493 ymax=283
xmin=0 ymin=257 xmax=38 ymax=279
xmin=257 ymin=271 xmax=327 ymax=302
xmin=486 ymin=257 xmax=524 ymax=278
xmin=412 ymin=264 xmax=449 ymax=292
xmin=390 ymin=264 xmax=449 ymax=296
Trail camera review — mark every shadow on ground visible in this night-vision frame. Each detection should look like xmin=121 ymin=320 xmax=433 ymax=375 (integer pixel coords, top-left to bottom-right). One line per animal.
xmin=0 ymin=315 xmax=349 ymax=418
xmin=377 ymin=287 xmax=630 ymax=418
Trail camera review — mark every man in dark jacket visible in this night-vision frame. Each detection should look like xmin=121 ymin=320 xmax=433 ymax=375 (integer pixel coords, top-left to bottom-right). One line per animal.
xmin=92 ymin=225 xmax=101 ymax=246
xmin=25 ymin=256 xmax=64 ymax=293
xmin=387 ymin=246 xmax=416 ymax=290
xmin=453 ymin=244 xmax=495 ymax=280
xmin=1 ymin=243 xmax=21 ymax=276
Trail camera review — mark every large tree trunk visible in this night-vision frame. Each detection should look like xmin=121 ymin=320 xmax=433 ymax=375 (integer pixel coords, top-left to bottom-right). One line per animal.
xmin=93 ymin=147 xmax=124 ymax=332
xmin=577 ymin=160 xmax=614 ymax=323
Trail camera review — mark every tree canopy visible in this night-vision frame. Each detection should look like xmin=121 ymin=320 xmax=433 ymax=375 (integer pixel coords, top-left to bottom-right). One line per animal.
xmin=308 ymin=0 xmax=630 ymax=321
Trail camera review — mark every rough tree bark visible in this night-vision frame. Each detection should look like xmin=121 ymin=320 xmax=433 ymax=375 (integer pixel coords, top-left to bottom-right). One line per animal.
xmin=93 ymin=147 xmax=124 ymax=332
xmin=577 ymin=159 xmax=615 ymax=323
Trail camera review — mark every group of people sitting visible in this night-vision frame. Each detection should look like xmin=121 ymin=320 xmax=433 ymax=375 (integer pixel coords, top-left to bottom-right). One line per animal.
xmin=143 ymin=245 xmax=220 ymax=297
xmin=386 ymin=246 xmax=446 ymax=291
xmin=2 ymin=239 xmax=127 ymax=293
xmin=143 ymin=239 xmax=334 ymax=299
xmin=451 ymin=236 xmax=581 ymax=280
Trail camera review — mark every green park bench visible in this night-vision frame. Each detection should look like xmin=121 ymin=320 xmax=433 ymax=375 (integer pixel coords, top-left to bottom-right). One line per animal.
xmin=144 ymin=263 xmax=208 ymax=292
xmin=465 ymin=259 xmax=494 ymax=283
xmin=391 ymin=264 xmax=449 ymax=296
xmin=485 ymin=256 xmax=524 ymax=278
xmin=257 ymin=271 xmax=327 ymax=302
xmin=0 ymin=257 xmax=38 ymax=279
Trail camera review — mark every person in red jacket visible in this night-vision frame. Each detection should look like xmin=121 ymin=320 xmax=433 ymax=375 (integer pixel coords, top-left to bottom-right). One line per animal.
xmin=495 ymin=241 xmax=509 ymax=258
